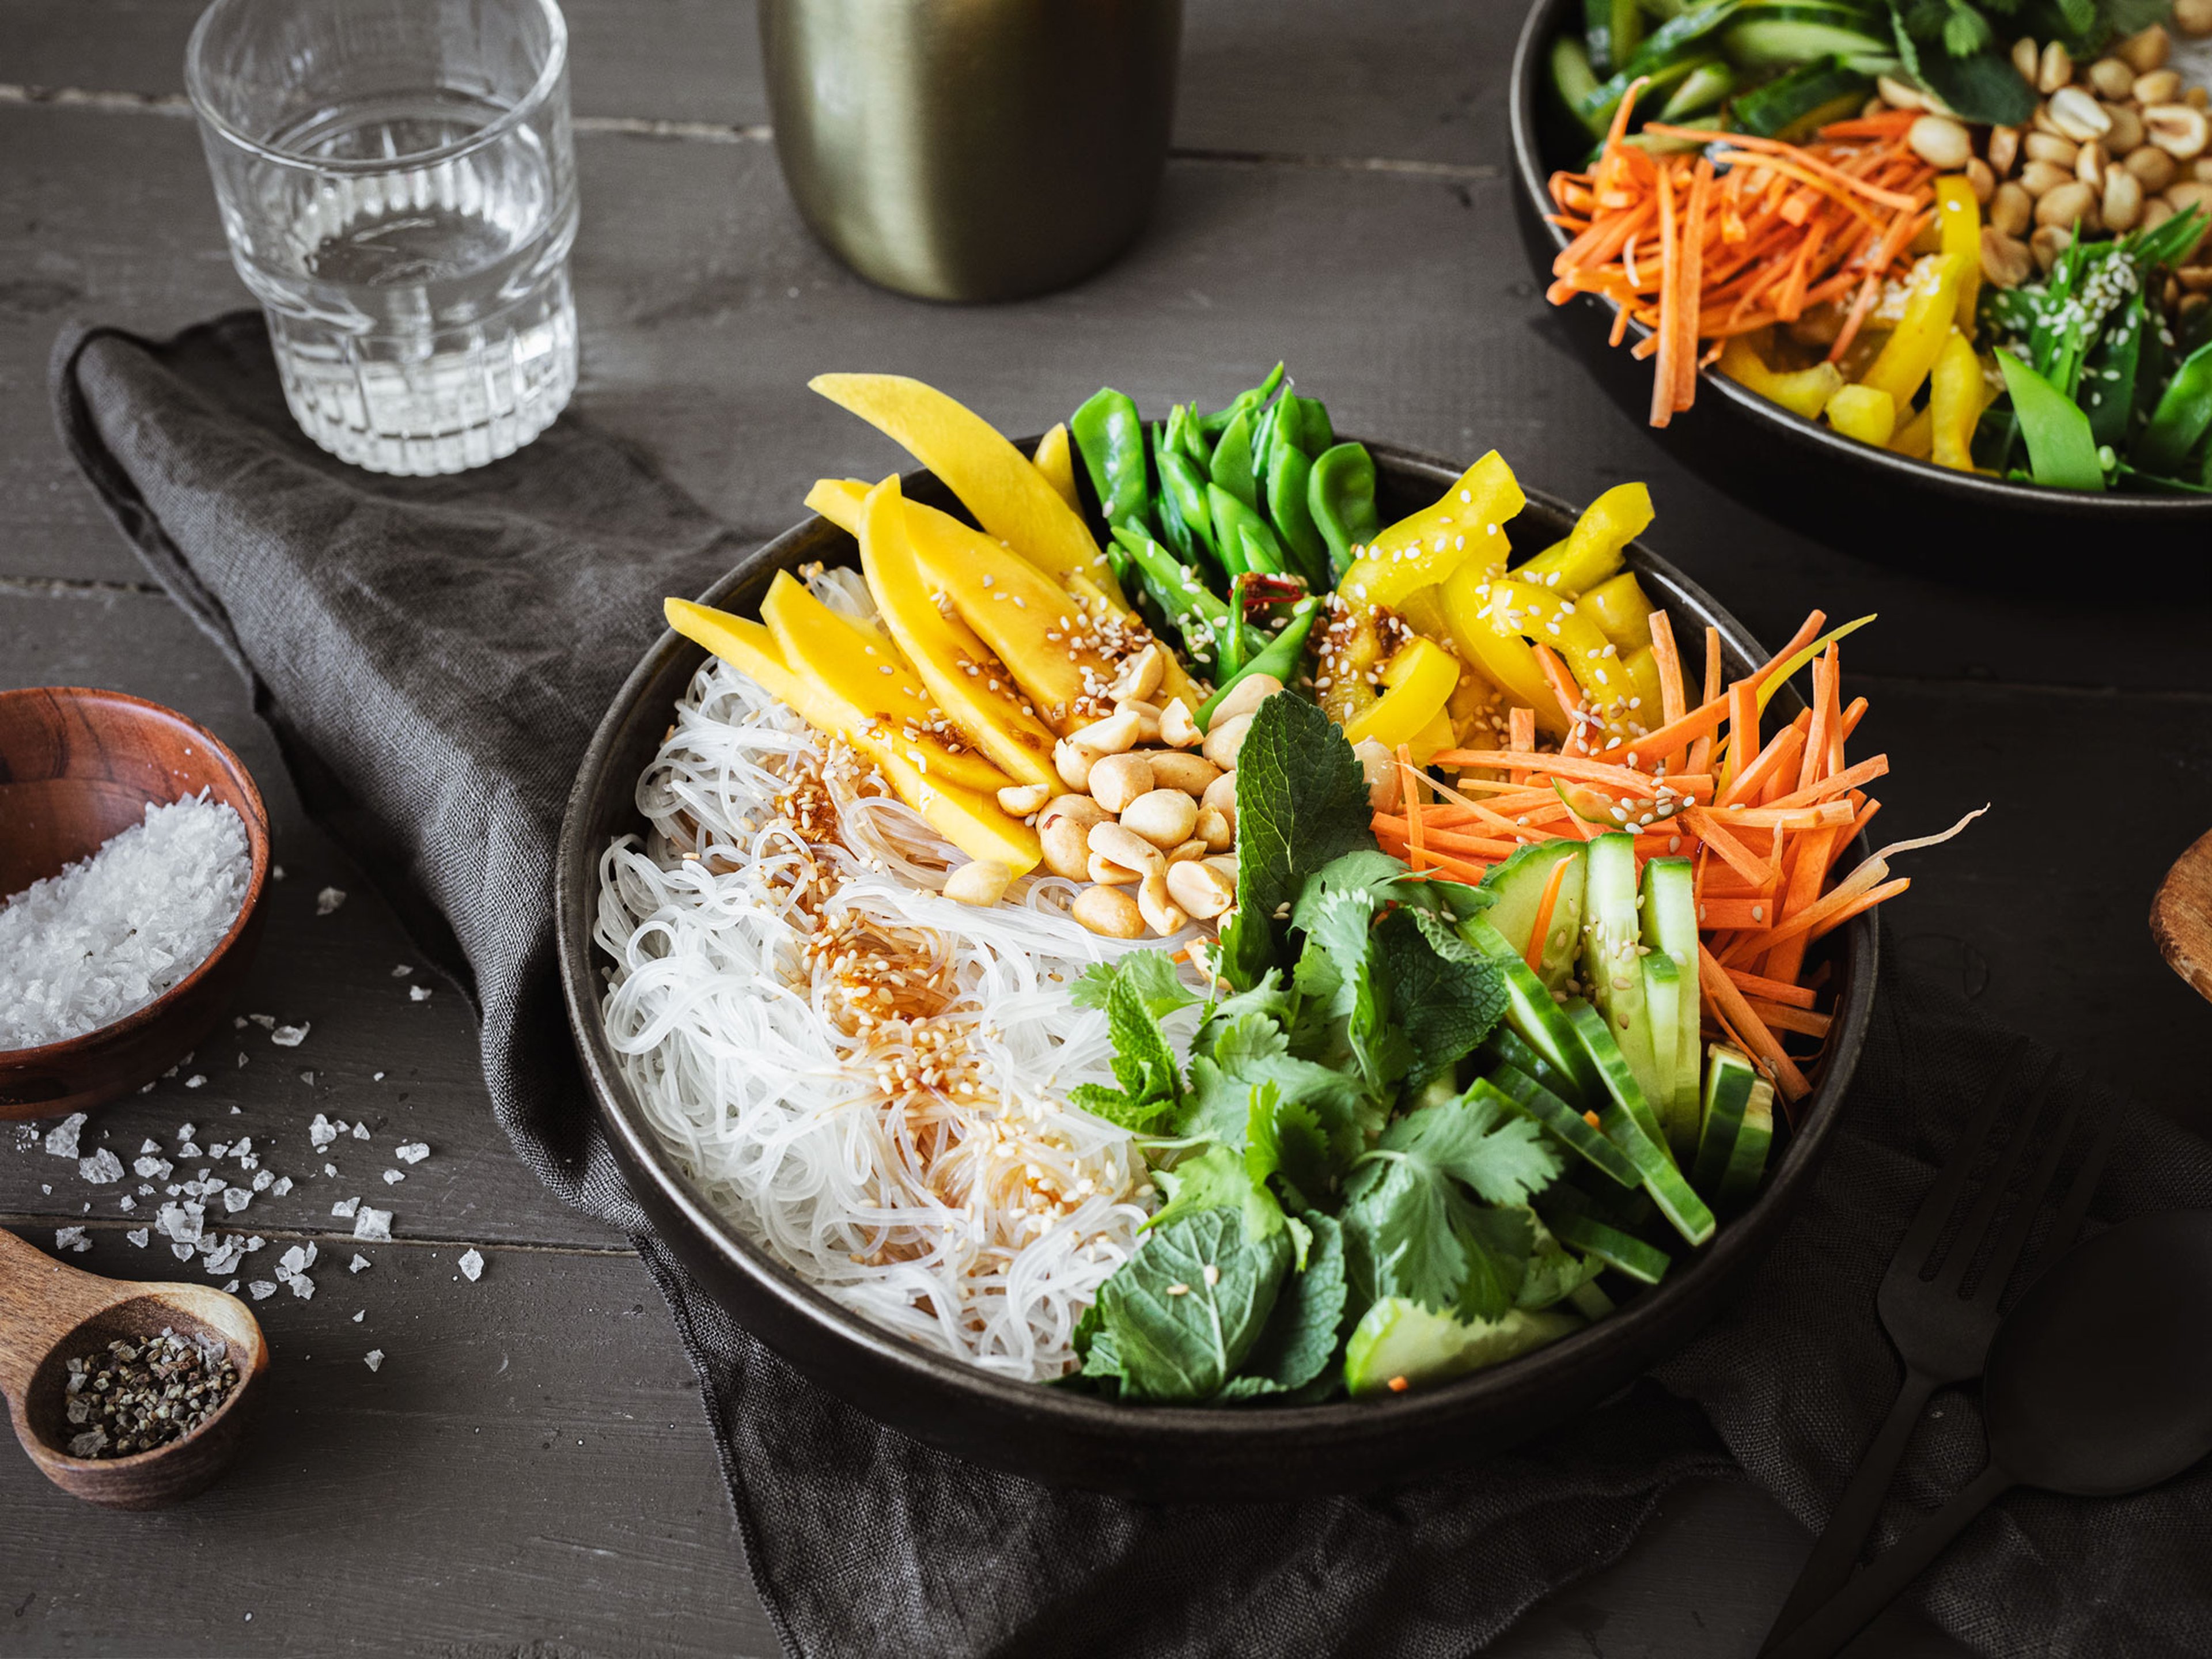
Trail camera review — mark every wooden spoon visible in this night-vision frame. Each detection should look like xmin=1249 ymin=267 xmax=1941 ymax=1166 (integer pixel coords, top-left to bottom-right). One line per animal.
xmin=0 ymin=1226 xmax=269 ymax=1508
xmin=2152 ymin=827 xmax=2212 ymax=1004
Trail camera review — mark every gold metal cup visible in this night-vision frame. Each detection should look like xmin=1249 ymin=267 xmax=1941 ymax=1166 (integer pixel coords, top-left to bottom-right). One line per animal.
xmin=760 ymin=0 xmax=1181 ymax=302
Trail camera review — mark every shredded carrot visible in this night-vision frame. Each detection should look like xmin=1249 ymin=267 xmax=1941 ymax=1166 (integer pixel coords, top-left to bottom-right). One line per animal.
xmin=1746 ymin=999 xmax=1833 ymax=1038
xmin=1529 ymin=643 xmax=1590 ymax=753
xmin=1725 ymin=968 xmax=1817 ymax=1009
xmin=1525 ymin=852 xmax=1572 ymax=976
xmin=1699 ymin=944 xmax=1810 ymax=1104
xmin=1397 ymin=744 xmax=1425 ymax=872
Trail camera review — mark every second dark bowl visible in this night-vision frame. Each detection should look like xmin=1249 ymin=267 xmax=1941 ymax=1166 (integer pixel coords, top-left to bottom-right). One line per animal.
xmin=555 ymin=445 xmax=1877 ymax=1499
xmin=1508 ymin=0 xmax=2212 ymax=584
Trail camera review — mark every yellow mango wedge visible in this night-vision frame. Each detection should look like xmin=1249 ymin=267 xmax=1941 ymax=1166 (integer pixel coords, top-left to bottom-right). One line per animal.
xmin=807 ymin=475 xmax=1200 ymax=712
xmin=1339 ymin=451 xmax=1525 ymax=611
xmin=809 ymin=373 xmax=1126 ymax=607
xmin=758 ymin=571 xmax=1013 ymax=795
xmin=857 ymin=476 xmax=1060 ymax=789
xmin=1032 ymin=423 xmax=1081 ymax=513
xmin=666 ymin=597 xmax=1039 ymax=873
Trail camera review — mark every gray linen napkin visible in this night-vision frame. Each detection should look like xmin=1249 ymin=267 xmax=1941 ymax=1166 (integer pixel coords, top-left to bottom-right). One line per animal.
xmin=51 ymin=313 xmax=2212 ymax=1659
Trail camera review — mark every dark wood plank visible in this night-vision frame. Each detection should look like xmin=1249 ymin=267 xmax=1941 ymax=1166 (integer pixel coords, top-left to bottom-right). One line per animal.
xmin=0 ymin=1225 xmax=781 ymax=1658
xmin=3 ymin=0 xmax=1506 ymax=164
xmin=0 ymin=586 xmax=623 ymax=1251
xmin=6 ymin=103 xmax=2210 ymax=701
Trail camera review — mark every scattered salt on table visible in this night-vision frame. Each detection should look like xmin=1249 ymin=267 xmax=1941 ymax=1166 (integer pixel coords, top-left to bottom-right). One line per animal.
xmin=53 ymin=1226 xmax=90 ymax=1253
xmin=43 ymin=1113 xmax=86 ymax=1158
xmin=270 ymin=1024 xmax=309 ymax=1048
xmin=353 ymin=1208 xmax=392 ymax=1243
xmin=395 ymin=1142 xmax=429 ymax=1164
xmin=457 ymin=1248 xmax=484 ymax=1282
xmin=0 ymin=797 xmax=249 ymax=1050
xmin=78 ymin=1149 xmax=123 ymax=1185
xmin=315 ymin=887 xmax=346 ymax=916
xmin=349 ymin=1254 xmax=371 ymax=1274
xmin=408 ymin=985 xmax=433 ymax=1003
xmin=363 ymin=1350 xmax=384 ymax=1372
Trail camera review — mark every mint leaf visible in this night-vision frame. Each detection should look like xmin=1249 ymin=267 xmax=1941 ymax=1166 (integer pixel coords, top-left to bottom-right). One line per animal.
xmin=1094 ymin=1205 xmax=1293 ymax=1402
xmin=1150 ymin=1142 xmax=1288 ymax=1244
xmin=1221 ymin=1213 xmax=1347 ymax=1397
xmin=1377 ymin=908 xmax=1510 ymax=1085
xmin=1070 ymin=951 xmax=1196 ymax=1131
xmin=1379 ymin=1083 xmax=1562 ymax=1208
xmin=1073 ymin=949 xmax=1200 ymax=1021
xmin=1219 ymin=693 xmax=1376 ymax=989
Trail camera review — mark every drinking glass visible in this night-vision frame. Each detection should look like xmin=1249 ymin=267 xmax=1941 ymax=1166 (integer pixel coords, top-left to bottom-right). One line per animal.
xmin=186 ymin=0 xmax=580 ymax=475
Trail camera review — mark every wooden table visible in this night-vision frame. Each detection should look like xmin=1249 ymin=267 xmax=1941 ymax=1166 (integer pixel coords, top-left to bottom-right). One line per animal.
xmin=5 ymin=4 xmax=2208 ymax=1653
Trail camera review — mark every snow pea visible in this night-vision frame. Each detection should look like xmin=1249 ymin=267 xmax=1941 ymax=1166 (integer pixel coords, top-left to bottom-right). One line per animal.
xmin=1266 ymin=440 xmax=1331 ymax=588
xmin=1995 ymin=350 xmax=2105 ymax=491
xmin=1198 ymin=600 xmax=1320 ymax=729
xmin=1157 ymin=448 xmax=1219 ymax=565
xmin=1208 ymin=484 xmax=1285 ymax=577
xmin=1307 ymin=441 xmax=1380 ymax=577
xmin=2083 ymin=291 xmax=2145 ymax=452
xmin=1210 ymin=408 xmax=1262 ymax=512
xmin=1249 ymin=399 xmax=1282 ymax=498
xmin=1148 ymin=423 xmax=1200 ymax=565
xmin=1198 ymin=362 xmax=1285 ymax=438
xmin=2137 ymin=339 xmax=2212 ymax=477
xmin=1275 ymin=394 xmax=1335 ymax=458
xmin=1168 ymin=400 xmax=1212 ymax=469
xmin=1111 ymin=525 xmax=1229 ymax=668
xmin=1070 ymin=388 xmax=1150 ymax=530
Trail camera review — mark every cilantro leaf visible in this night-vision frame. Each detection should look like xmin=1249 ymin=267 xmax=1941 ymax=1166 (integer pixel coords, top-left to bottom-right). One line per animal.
xmin=1180 ymin=1012 xmax=1368 ymax=1169
xmin=1517 ymin=1213 xmax=1601 ymax=1312
xmin=1094 ymin=1205 xmax=1293 ymax=1402
xmin=1376 ymin=908 xmax=1510 ymax=1085
xmin=1455 ymin=1204 xmax=1535 ymax=1323
xmin=1221 ymin=1213 xmax=1347 ymax=1397
xmin=1379 ymin=1081 xmax=1562 ymax=1207
xmin=1340 ymin=1156 xmax=1469 ymax=1315
xmin=1244 ymin=1082 xmax=1333 ymax=1213
xmin=1150 ymin=1142 xmax=1288 ymax=1245
xmin=1218 ymin=693 xmax=1376 ymax=989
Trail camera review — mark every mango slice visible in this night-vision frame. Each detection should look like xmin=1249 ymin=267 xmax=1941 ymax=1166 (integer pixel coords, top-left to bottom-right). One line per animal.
xmin=1031 ymin=423 xmax=1081 ymax=513
xmin=1339 ymin=451 xmax=1525 ymax=611
xmin=665 ymin=597 xmax=1039 ymax=873
xmin=809 ymin=373 xmax=1126 ymax=606
xmin=857 ymin=476 xmax=1060 ymax=789
xmin=759 ymin=571 xmax=1013 ymax=795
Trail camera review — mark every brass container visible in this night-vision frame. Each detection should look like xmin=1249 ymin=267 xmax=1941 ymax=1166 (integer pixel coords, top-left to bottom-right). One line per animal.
xmin=760 ymin=0 xmax=1181 ymax=302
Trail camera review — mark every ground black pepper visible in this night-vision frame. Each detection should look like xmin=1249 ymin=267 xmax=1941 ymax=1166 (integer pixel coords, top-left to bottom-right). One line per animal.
xmin=62 ymin=1329 xmax=239 ymax=1459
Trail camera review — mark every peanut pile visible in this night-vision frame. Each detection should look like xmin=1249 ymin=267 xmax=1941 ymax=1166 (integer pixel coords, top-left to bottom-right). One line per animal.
xmin=1873 ymin=19 xmax=2211 ymax=307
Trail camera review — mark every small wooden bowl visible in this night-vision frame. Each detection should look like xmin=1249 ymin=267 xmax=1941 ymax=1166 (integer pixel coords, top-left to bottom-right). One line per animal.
xmin=0 ymin=688 xmax=271 ymax=1120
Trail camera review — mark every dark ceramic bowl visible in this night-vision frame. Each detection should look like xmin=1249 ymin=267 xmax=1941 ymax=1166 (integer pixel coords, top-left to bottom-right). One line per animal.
xmin=1508 ymin=0 xmax=2212 ymax=581
xmin=0 ymin=688 xmax=271 ymax=1120
xmin=554 ymin=445 xmax=1877 ymax=1499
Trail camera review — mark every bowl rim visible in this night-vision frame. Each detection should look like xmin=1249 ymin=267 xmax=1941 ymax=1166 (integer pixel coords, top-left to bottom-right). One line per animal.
xmin=1505 ymin=0 xmax=2212 ymax=520
xmin=554 ymin=440 xmax=1878 ymax=1445
xmin=0 ymin=686 xmax=272 ymax=1065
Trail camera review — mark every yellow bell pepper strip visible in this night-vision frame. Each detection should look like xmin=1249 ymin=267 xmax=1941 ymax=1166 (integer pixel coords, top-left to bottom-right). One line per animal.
xmin=1717 ymin=336 xmax=1845 ymax=422
xmin=1337 ymin=450 xmax=1525 ymax=610
xmin=1342 ymin=635 xmax=1462 ymax=752
xmin=1487 ymin=578 xmax=1634 ymax=718
xmin=809 ymin=373 xmax=1126 ymax=607
xmin=1440 ymin=563 xmax=1569 ymax=737
xmin=1313 ymin=601 xmax=1390 ymax=729
xmin=1934 ymin=176 xmax=1981 ymax=336
xmin=1619 ymin=645 xmax=1664 ymax=737
xmin=1407 ymin=705 xmax=1459 ymax=767
xmin=1889 ymin=406 xmax=1935 ymax=460
xmin=759 ymin=570 xmax=1014 ymax=794
xmin=1579 ymin=571 xmax=1657 ymax=655
xmin=1032 ymin=423 xmax=1081 ymax=513
xmin=1824 ymin=383 xmax=1897 ymax=448
xmin=1927 ymin=329 xmax=1987 ymax=473
xmin=663 ymin=597 xmax=1040 ymax=873
xmin=1857 ymin=253 xmax=1968 ymax=410
xmin=1396 ymin=584 xmax=1453 ymax=646
xmin=857 ymin=476 xmax=1060 ymax=789
xmin=1514 ymin=481 xmax=1653 ymax=596
xmin=1446 ymin=659 xmax=1501 ymax=745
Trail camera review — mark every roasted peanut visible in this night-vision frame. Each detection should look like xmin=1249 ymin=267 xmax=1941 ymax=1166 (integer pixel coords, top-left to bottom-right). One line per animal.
xmin=2169 ymin=180 xmax=2212 ymax=216
xmin=1352 ymin=737 xmax=1400 ymax=811
xmin=2031 ymin=223 xmax=2074 ymax=271
xmin=2134 ymin=69 xmax=2183 ymax=105
xmin=1116 ymin=699 xmax=1163 ymax=743
xmin=2103 ymin=103 xmax=2145 ymax=156
xmin=2104 ymin=167 xmax=2146 ymax=232
xmin=943 ymin=859 xmax=1012 ymax=906
xmin=1119 ymin=788 xmax=1199 ymax=851
xmin=1194 ymin=807 xmax=1234 ymax=853
xmin=1167 ymin=838 xmax=1207 ymax=864
xmin=2048 ymin=87 xmax=2112 ymax=144
xmin=1207 ymin=673 xmax=1283 ymax=728
xmin=2035 ymin=179 xmax=2099 ymax=230
xmin=1987 ymin=124 xmax=2021 ymax=177
xmin=1989 ymin=180 xmax=2034 ymax=236
xmin=1073 ymin=884 xmax=1144 ymax=938
xmin=1965 ymin=156 xmax=1995 ymax=204
xmin=1040 ymin=819 xmax=1094 ymax=881
xmin=997 ymin=783 xmax=1051 ymax=817
xmin=2037 ymin=40 xmax=2073 ymax=95
xmin=1107 ymin=643 xmax=1165 ymax=704
xmin=1069 ymin=707 xmax=1141 ymax=756
xmin=1158 ymin=697 xmax=1204 ymax=749
xmin=2142 ymin=195 xmax=2177 ymax=233
xmin=1088 ymin=820 xmax=1166 ymax=880
xmin=1054 ymin=740 xmax=1096 ymax=793
xmin=1980 ymin=225 xmax=2033 ymax=288
xmin=1200 ymin=770 xmax=1237 ymax=827
xmin=1087 ymin=851 xmax=1143 ymax=886
xmin=1201 ymin=713 xmax=1253 ymax=770
xmin=2012 ymin=36 xmax=2040 ymax=82
xmin=1908 ymin=115 xmax=1972 ymax=170
xmin=2145 ymin=103 xmax=2210 ymax=161
xmin=2127 ymin=145 xmax=2179 ymax=191
xmin=2020 ymin=158 xmax=2074 ymax=198
xmin=1877 ymin=74 xmax=1932 ymax=112
xmin=2076 ymin=141 xmax=2108 ymax=190
xmin=2088 ymin=57 xmax=2138 ymax=99
xmin=2116 ymin=24 xmax=2170 ymax=72
xmin=1086 ymin=752 xmax=1156 ymax=815
xmin=2177 ymin=0 xmax=2212 ymax=37
xmin=1146 ymin=750 xmax=1220 ymax=797
xmin=1136 ymin=873 xmax=1188 ymax=938
xmin=2023 ymin=131 xmax=2080 ymax=169
xmin=1165 ymin=859 xmax=1236 ymax=922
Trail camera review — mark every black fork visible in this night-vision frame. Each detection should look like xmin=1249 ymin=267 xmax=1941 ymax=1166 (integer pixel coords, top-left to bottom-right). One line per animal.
xmin=1758 ymin=1049 xmax=2118 ymax=1653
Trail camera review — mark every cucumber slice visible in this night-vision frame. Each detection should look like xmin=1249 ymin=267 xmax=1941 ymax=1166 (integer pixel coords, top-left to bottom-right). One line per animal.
xmin=1569 ymin=1278 xmax=1619 ymax=1320
xmin=1639 ymin=855 xmax=1702 ymax=1157
xmin=1479 ymin=842 xmax=1586 ymax=994
xmin=1730 ymin=53 xmax=1872 ymax=137
xmin=1718 ymin=1080 xmax=1776 ymax=1209
xmin=1483 ymin=1028 xmax=1588 ymax=1108
xmin=1642 ymin=951 xmax=1681 ymax=1140
xmin=1581 ymin=833 xmax=1663 ymax=1111
xmin=1658 ymin=56 xmax=1734 ymax=120
xmin=1577 ymin=0 xmax=1744 ymax=127
xmin=1722 ymin=15 xmax=1891 ymax=70
xmin=1460 ymin=916 xmax=1606 ymax=1101
xmin=1550 ymin=1213 xmax=1672 ymax=1285
xmin=1478 ymin=1070 xmax=1642 ymax=1188
xmin=1344 ymin=1298 xmax=1582 ymax=1397
xmin=1586 ymin=0 xmax=1645 ymax=77
xmin=1552 ymin=36 xmax=1609 ymax=139
xmin=1567 ymin=1001 xmax=1718 ymax=1247
xmin=1691 ymin=1043 xmax=1760 ymax=1198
